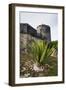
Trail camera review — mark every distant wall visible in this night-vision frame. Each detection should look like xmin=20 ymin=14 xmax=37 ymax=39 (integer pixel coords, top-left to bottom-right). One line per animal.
xmin=20 ymin=23 xmax=51 ymax=42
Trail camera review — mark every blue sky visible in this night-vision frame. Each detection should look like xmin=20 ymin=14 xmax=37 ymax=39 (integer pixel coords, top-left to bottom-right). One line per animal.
xmin=19 ymin=11 xmax=58 ymax=41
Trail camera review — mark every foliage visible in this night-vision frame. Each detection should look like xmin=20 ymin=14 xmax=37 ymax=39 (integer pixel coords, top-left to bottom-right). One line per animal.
xmin=48 ymin=41 xmax=58 ymax=51
xmin=28 ymin=40 xmax=57 ymax=65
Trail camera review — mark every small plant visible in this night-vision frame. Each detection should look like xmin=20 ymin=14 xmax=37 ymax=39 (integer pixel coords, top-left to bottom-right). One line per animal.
xmin=28 ymin=40 xmax=57 ymax=65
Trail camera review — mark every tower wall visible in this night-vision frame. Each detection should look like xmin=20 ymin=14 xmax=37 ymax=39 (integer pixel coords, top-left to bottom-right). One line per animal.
xmin=37 ymin=24 xmax=51 ymax=42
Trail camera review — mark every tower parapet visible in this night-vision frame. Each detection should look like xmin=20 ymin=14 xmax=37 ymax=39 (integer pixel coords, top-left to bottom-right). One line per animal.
xmin=37 ymin=24 xmax=51 ymax=42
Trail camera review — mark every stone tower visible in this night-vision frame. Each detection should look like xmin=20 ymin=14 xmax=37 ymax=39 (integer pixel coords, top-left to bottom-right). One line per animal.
xmin=37 ymin=24 xmax=51 ymax=42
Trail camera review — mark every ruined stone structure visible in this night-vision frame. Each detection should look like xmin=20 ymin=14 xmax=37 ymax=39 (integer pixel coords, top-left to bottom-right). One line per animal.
xmin=20 ymin=23 xmax=51 ymax=52
xmin=37 ymin=24 xmax=51 ymax=42
xmin=20 ymin=23 xmax=37 ymax=52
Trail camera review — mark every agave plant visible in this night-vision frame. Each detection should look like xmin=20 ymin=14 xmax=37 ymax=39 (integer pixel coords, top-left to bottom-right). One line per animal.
xmin=28 ymin=40 xmax=56 ymax=65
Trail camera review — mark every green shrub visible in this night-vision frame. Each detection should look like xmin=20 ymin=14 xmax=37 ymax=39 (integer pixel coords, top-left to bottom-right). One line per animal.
xmin=28 ymin=40 xmax=57 ymax=65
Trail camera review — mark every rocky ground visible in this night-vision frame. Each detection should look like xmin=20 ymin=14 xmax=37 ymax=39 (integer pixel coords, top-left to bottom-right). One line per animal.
xmin=20 ymin=51 xmax=57 ymax=78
